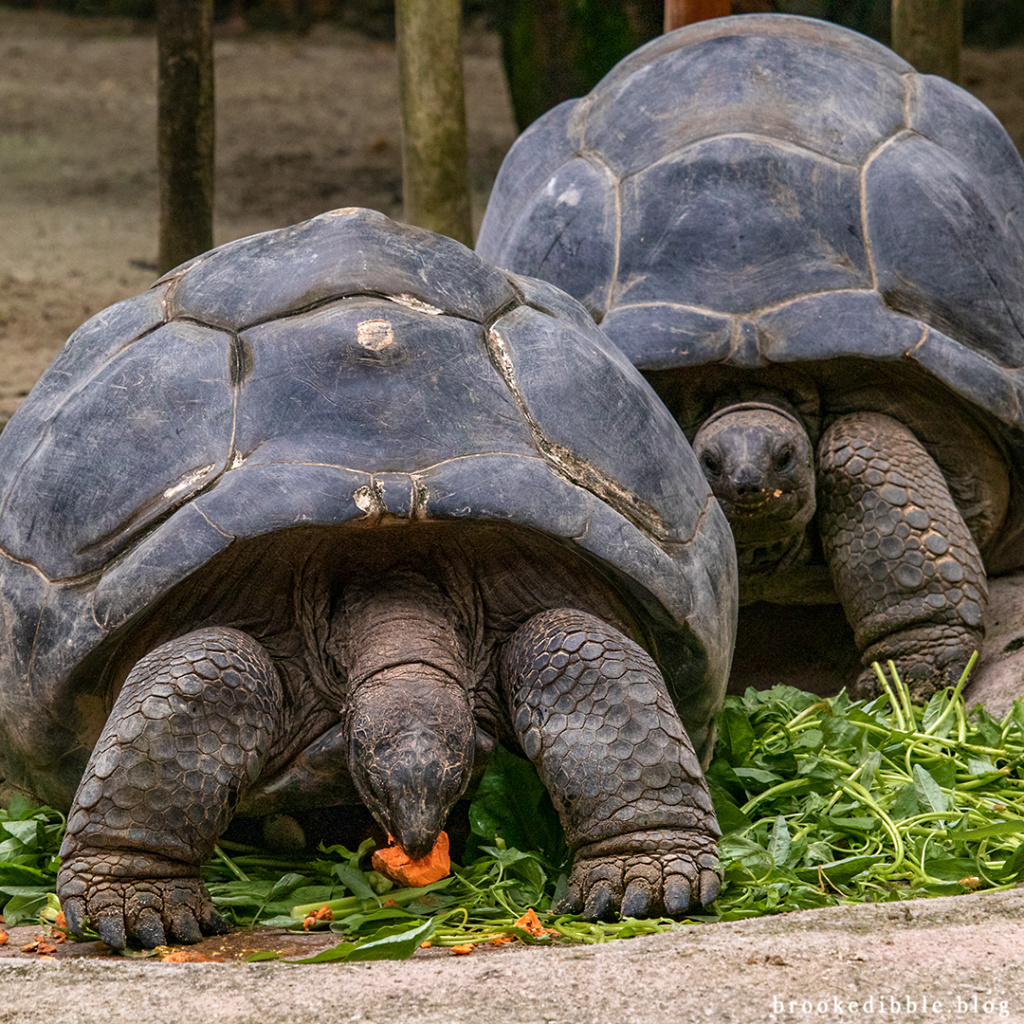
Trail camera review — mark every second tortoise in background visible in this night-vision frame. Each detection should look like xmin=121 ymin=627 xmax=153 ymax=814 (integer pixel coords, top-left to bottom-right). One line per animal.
xmin=477 ymin=13 xmax=1024 ymax=701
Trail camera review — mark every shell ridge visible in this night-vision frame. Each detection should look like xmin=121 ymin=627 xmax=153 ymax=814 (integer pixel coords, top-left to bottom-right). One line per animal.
xmin=484 ymin=321 xmax=672 ymax=540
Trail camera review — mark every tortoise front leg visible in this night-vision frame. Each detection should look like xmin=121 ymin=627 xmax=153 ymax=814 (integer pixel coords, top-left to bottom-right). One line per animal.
xmin=500 ymin=608 xmax=720 ymax=921
xmin=58 ymin=627 xmax=282 ymax=948
xmin=818 ymin=411 xmax=987 ymax=700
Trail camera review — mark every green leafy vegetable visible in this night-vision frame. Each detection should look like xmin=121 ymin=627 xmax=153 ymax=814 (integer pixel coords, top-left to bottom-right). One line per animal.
xmin=5 ymin=659 xmax=1024 ymax=957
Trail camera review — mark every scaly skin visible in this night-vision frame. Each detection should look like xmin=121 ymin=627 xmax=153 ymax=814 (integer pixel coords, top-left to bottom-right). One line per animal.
xmin=818 ymin=412 xmax=987 ymax=700
xmin=500 ymin=607 xmax=720 ymax=920
xmin=57 ymin=627 xmax=282 ymax=949
xmin=57 ymin=597 xmax=720 ymax=944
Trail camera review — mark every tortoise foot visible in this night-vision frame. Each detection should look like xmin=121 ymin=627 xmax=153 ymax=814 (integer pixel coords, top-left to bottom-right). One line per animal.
xmin=853 ymin=626 xmax=979 ymax=703
xmin=557 ymin=829 xmax=719 ymax=921
xmin=57 ymin=851 xmax=229 ymax=949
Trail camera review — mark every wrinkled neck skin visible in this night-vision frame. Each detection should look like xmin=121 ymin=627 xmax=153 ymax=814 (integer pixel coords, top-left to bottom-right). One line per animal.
xmin=693 ymin=401 xmax=818 ymax=584
xmin=339 ymin=570 xmax=476 ymax=858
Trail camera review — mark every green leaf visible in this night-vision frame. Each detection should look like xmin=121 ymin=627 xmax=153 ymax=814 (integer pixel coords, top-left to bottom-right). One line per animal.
xmin=890 ymin=782 xmax=920 ymax=820
xmin=1 ymin=890 xmax=49 ymax=924
xmin=913 ymin=765 xmax=948 ymax=815
xmin=707 ymin=777 xmax=752 ymax=836
xmin=733 ymin=767 xmax=783 ymax=787
xmin=715 ymin=705 xmax=756 ymax=765
xmin=952 ymin=819 xmax=1024 ymax=841
xmin=332 ymin=863 xmax=377 ymax=900
xmin=796 ymin=854 xmax=885 ymax=885
xmin=922 ymin=690 xmax=954 ymax=738
xmin=466 ymin=744 xmax=566 ymax=866
xmin=286 ymin=915 xmax=441 ymax=963
xmin=767 ymin=816 xmax=791 ymax=869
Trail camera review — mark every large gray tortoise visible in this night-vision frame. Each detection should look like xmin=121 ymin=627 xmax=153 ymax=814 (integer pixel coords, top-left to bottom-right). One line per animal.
xmin=477 ymin=14 xmax=1024 ymax=700
xmin=0 ymin=208 xmax=736 ymax=947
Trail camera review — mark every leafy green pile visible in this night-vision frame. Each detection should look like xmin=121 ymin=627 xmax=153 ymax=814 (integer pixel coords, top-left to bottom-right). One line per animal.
xmin=710 ymin=662 xmax=1024 ymax=917
xmin=3 ymin=663 xmax=1024 ymax=958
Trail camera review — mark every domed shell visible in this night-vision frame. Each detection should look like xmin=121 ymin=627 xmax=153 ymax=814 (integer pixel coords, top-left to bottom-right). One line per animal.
xmin=477 ymin=14 xmax=1024 ymax=552
xmin=0 ymin=208 xmax=735 ymax=800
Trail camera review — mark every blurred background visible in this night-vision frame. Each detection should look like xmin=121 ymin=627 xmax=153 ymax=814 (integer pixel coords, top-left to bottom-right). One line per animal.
xmin=1 ymin=0 xmax=1022 ymax=426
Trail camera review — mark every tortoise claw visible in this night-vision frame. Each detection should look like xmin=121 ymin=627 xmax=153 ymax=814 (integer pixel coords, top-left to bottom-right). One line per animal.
xmin=567 ymin=829 xmax=720 ymax=921
xmin=97 ymin=913 xmax=127 ymax=951
xmin=621 ymin=879 xmax=654 ymax=919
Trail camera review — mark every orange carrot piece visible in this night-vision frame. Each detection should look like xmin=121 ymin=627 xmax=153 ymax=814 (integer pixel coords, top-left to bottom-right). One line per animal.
xmin=371 ymin=831 xmax=450 ymax=887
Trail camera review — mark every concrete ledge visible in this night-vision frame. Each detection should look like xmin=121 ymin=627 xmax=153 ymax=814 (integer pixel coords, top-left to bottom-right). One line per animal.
xmin=2 ymin=890 xmax=1022 ymax=1023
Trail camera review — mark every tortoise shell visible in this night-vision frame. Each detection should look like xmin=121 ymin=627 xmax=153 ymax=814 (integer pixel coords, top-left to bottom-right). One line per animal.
xmin=0 ymin=208 xmax=736 ymax=806
xmin=477 ymin=14 xmax=1024 ymax=569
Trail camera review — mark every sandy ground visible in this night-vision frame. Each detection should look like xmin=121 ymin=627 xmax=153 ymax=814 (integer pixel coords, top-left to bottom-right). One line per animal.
xmin=2 ymin=11 xmax=1024 ymax=427
xmin=2 ymin=889 xmax=1024 ymax=1023
xmin=0 ymin=8 xmax=517 ymax=425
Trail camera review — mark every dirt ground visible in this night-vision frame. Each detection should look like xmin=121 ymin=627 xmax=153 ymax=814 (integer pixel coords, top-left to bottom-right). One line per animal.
xmin=2 ymin=10 xmax=1024 ymax=426
xmin=0 ymin=7 xmax=517 ymax=424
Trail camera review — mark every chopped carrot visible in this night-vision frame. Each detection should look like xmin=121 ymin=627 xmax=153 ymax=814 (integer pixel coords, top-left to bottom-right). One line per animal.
xmin=514 ymin=908 xmax=557 ymax=938
xmin=0 ymin=931 xmax=8 ymax=947
xmin=490 ymin=935 xmax=514 ymax=946
xmin=302 ymin=906 xmax=334 ymax=930
xmin=450 ymin=944 xmax=474 ymax=955
xmin=371 ymin=831 xmax=450 ymax=887
xmin=159 ymin=949 xmax=218 ymax=962
xmin=54 ymin=912 xmax=67 ymax=930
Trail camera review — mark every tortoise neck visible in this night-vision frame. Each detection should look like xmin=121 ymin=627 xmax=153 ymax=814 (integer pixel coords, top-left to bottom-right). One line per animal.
xmin=341 ymin=569 xmax=468 ymax=690
xmin=339 ymin=569 xmax=475 ymax=857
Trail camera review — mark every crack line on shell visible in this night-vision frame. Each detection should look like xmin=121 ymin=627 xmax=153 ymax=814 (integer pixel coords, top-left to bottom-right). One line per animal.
xmin=483 ymin=322 xmax=675 ymax=543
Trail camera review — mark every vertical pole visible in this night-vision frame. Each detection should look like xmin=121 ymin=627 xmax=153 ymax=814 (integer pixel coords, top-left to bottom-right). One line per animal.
xmin=664 ymin=0 xmax=732 ymax=32
xmin=891 ymin=0 xmax=962 ymax=83
xmin=157 ymin=0 xmax=215 ymax=274
xmin=395 ymin=0 xmax=473 ymax=246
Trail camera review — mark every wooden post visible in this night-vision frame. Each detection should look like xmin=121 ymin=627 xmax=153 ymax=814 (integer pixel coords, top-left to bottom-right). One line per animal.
xmin=395 ymin=0 xmax=473 ymax=246
xmin=664 ymin=0 xmax=732 ymax=31
xmin=157 ymin=0 xmax=215 ymax=274
xmin=891 ymin=0 xmax=962 ymax=83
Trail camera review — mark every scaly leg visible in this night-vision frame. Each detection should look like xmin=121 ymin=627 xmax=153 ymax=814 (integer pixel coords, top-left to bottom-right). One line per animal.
xmin=57 ymin=627 xmax=282 ymax=948
xmin=818 ymin=411 xmax=986 ymax=700
xmin=500 ymin=608 xmax=719 ymax=920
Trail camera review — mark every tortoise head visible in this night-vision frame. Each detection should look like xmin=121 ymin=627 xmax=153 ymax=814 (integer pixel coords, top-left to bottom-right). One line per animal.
xmin=693 ymin=401 xmax=816 ymax=550
xmin=347 ymin=666 xmax=475 ymax=858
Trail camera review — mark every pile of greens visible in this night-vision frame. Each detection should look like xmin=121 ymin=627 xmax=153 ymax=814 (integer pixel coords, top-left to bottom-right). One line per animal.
xmin=3 ymin=662 xmax=1024 ymax=959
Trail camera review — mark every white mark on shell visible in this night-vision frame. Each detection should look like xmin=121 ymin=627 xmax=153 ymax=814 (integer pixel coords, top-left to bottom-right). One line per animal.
xmin=163 ymin=463 xmax=216 ymax=500
xmin=353 ymin=483 xmax=387 ymax=516
xmin=557 ymin=186 xmax=581 ymax=207
xmin=230 ymin=450 xmax=245 ymax=469
xmin=357 ymin=319 xmax=395 ymax=352
xmin=391 ymin=293 xmax=444 ymax=315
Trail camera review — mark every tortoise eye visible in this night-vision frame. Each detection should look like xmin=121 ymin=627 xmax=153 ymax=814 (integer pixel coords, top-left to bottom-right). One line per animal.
xmin=701 ymin=451 xmax=721 ymax=477
xmin=774 ymin=446 xmax=795 ymax=472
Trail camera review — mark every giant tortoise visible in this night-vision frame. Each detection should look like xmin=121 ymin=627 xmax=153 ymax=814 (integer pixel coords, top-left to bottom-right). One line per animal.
xmin=477 ymin=14 xmax=1024 ymax=699
xmin=0 ymin=208 xmax=736 ymax=946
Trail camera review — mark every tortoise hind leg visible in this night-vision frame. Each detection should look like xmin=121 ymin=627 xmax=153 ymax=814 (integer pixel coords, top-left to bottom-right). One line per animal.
xmin=57 ymin=627 xmax=282 ymax=949
xmin=499 ymin=608 xmax=720 ymax=921
xmin=818 ymin=411 xmax=987 ymax=700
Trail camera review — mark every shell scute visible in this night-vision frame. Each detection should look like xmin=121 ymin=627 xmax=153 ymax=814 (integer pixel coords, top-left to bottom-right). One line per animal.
xmin=0 ymin=321 xmax=234 ymax=580
xmin=582 ymin=30 xmax=906 ymax=178
xmin=234 ymin=297 xmax=529 ymax=472
xmin=615 ymin=134 xmax=867 ymax=316
xmin=168 ymin=207 xmax=517 ymax=330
